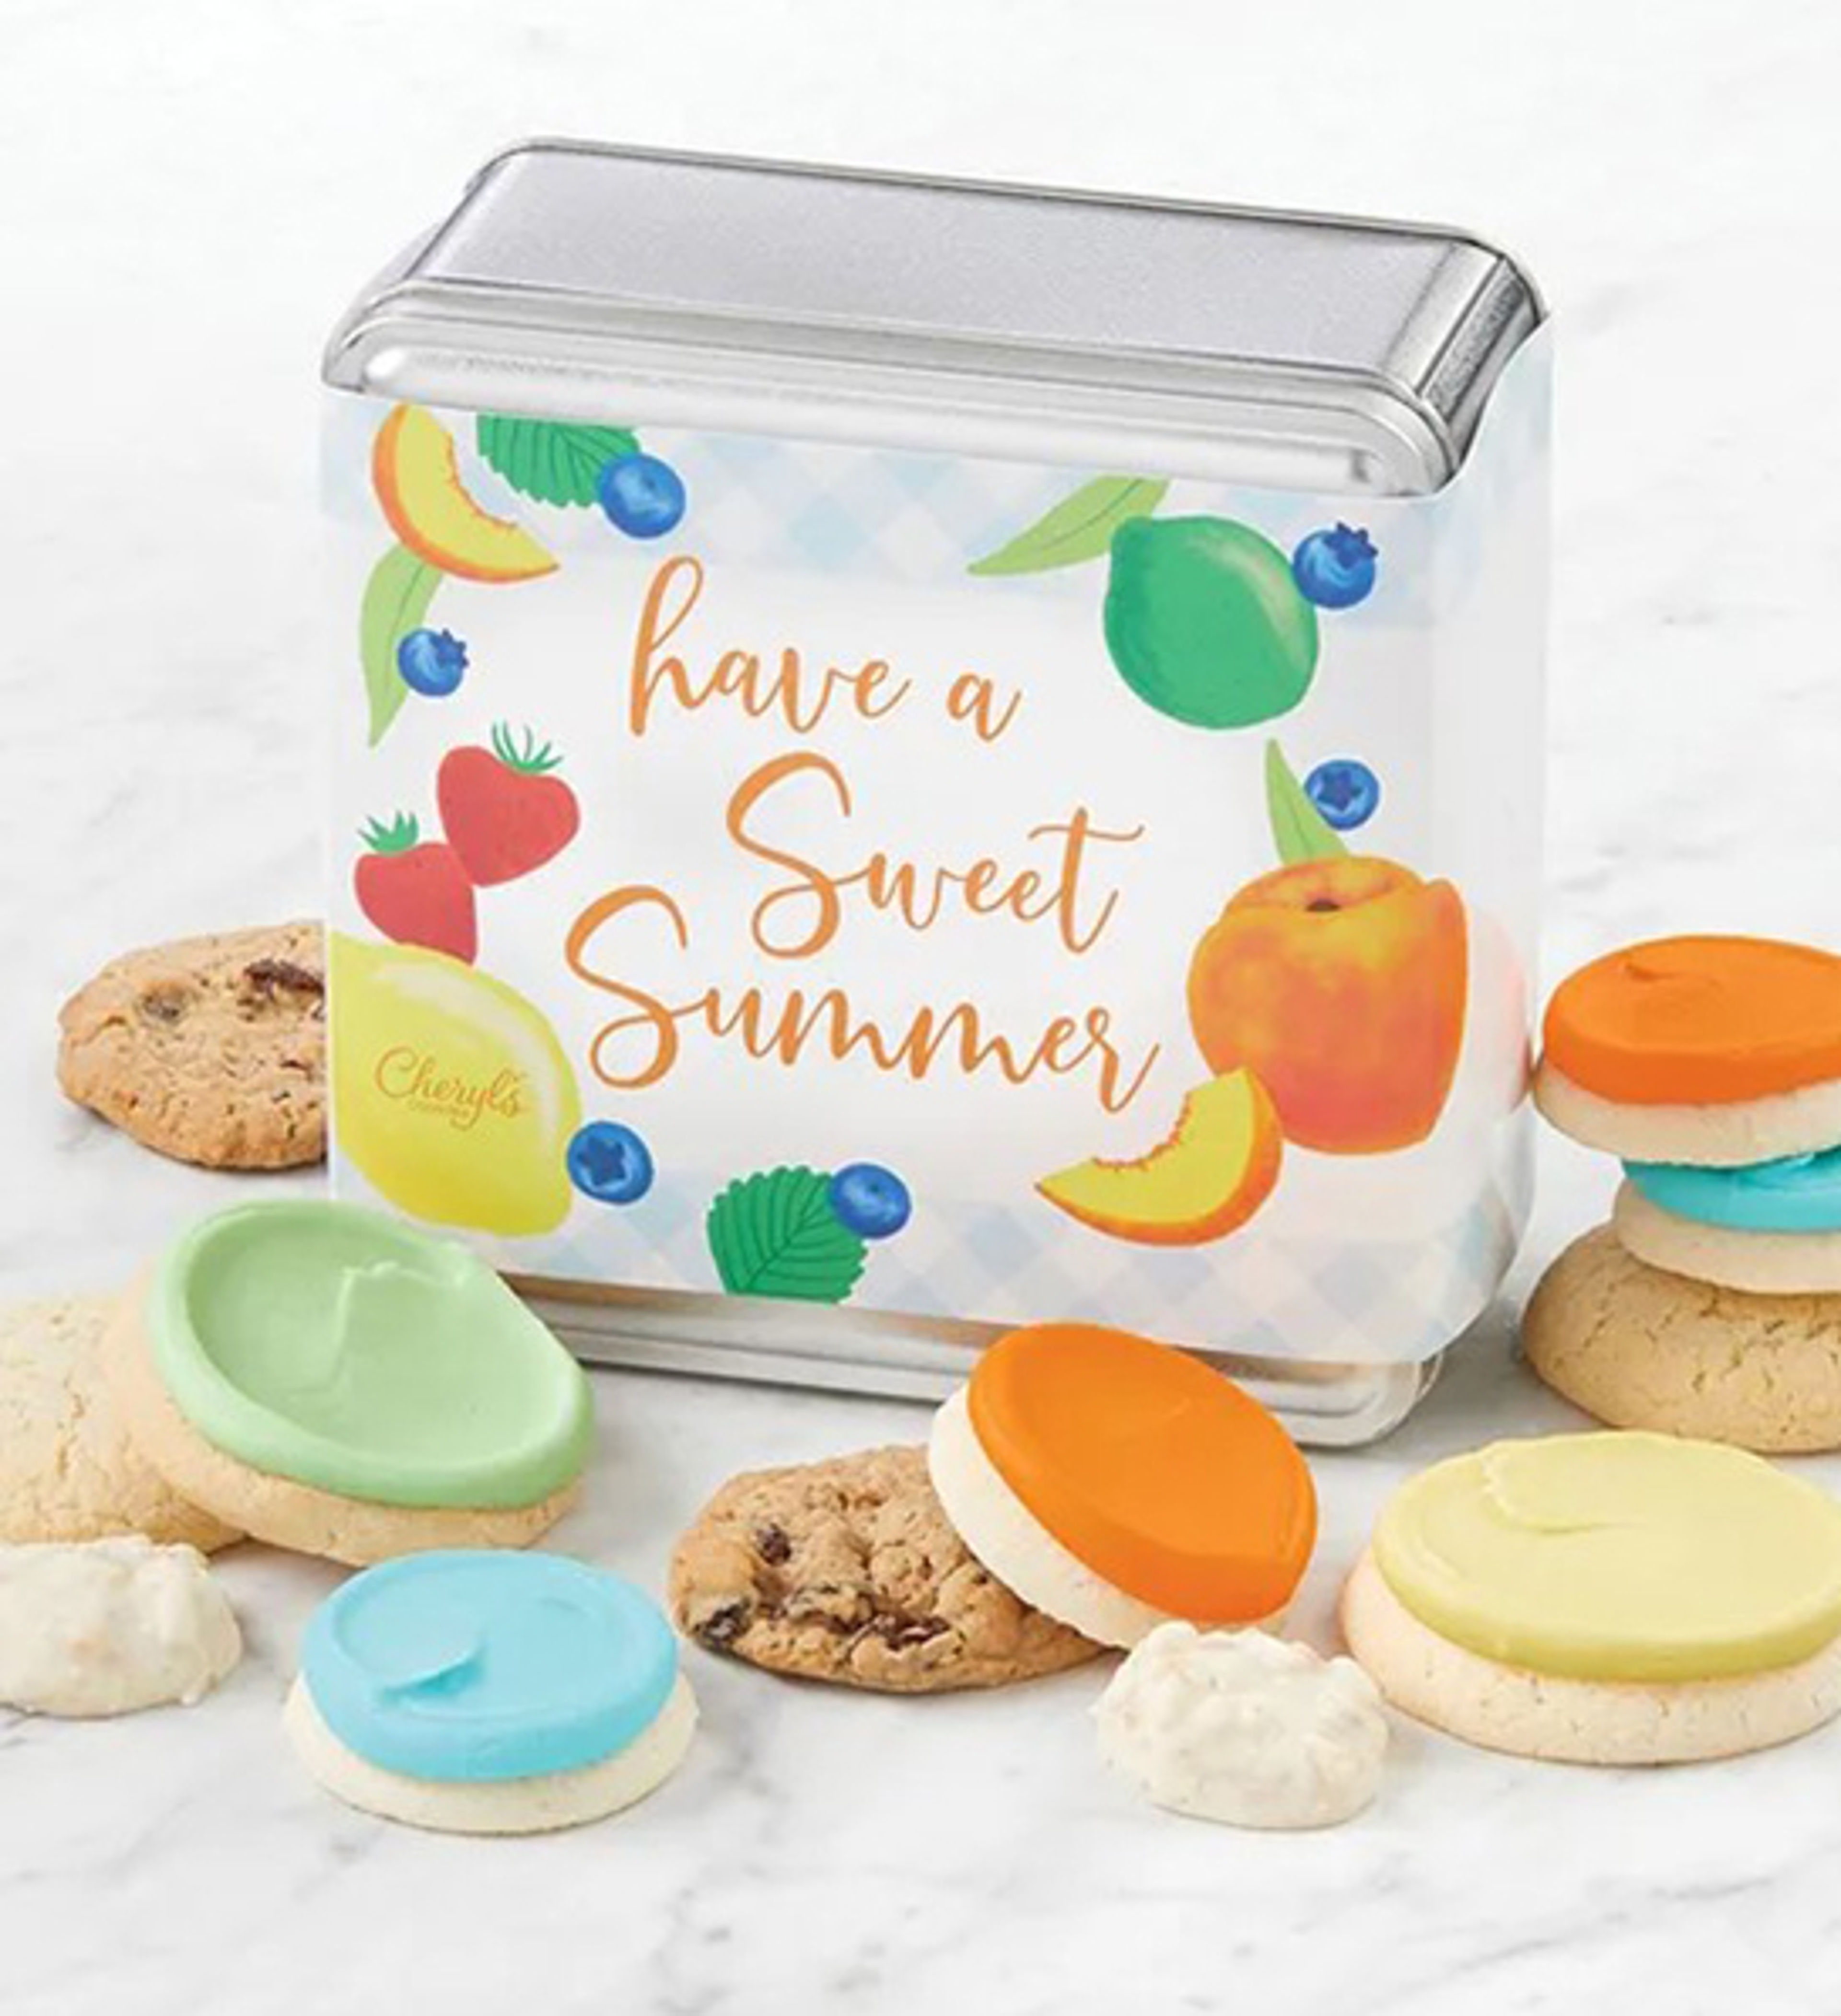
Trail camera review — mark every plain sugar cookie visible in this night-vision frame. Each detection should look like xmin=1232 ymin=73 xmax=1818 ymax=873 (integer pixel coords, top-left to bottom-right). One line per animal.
xmin=0 ymin=1296 xmax=239 ymax=1552
xmin=1613 ymin=1182 xmax=1841 ymax=1297
xmin=1522 ymin=1225 xmax=1841 ymax=1452
xmin=58 ymin=922 xmax=326 ymax=1170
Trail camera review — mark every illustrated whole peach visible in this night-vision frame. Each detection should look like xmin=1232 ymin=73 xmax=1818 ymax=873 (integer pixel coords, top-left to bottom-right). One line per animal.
xmin=1186 ymin=856 xmax=1468 ymax=1154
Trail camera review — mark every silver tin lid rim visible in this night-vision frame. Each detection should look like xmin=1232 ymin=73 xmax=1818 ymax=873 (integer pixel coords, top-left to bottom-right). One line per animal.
xmin=327 ymin=284 xmax=1465 ymax=494
xmin=326 ymin=141 xmax=1544 ymax=496
xmin=459 ymin=134 xmax=1548 ymax=327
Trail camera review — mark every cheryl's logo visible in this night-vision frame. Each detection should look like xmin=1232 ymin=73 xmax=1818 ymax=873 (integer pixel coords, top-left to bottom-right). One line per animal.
xmin=373 ymin=1047 xmax=530 ymax=1131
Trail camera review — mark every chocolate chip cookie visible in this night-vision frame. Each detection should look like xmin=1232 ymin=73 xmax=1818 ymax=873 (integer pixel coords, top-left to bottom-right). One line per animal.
xmin=58 ymin=922 xmax=326 ymax=1170
xmin=669 ymin=1446 xmax=1102 ymax=1692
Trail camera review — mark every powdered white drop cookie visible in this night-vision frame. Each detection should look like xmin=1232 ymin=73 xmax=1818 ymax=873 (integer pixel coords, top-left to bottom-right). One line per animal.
xmin=1095 ymin=1622 xmax=1386 ymax=1828
xmin=0 ymin=1536 xmax=241 ymax=1716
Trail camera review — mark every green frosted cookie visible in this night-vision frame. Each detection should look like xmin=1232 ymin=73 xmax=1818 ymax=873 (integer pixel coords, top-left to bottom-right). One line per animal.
xmin=105 ymin=1200 xmax=592 ymax=1566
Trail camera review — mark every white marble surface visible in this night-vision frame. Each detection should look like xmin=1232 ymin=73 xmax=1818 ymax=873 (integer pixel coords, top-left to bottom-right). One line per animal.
xmin=4 ymin=3 xmax=1841 ymax=2010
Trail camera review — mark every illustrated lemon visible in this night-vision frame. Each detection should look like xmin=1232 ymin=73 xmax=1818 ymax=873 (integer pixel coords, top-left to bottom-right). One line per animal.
xmin=331 ymin=933 xmax=581 ymax=1236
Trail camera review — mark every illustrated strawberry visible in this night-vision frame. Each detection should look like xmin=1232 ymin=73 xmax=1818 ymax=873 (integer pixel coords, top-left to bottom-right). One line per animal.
xmin=353 ymin=813 xmax=478 ymax=963
xmin=436 ymin=722 xmax=582 ymax=887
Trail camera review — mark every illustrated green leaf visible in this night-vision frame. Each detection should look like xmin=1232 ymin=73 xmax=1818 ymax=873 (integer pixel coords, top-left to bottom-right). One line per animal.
xmin=475 ymin=415 xmax=641 ymax=508
xmin=706 ymin=1167 xmax=868 ymax=1304
xmin=1265 ymin=740 xmax=1349 ymax=865
xmin=359 ymin=544 xmax=441 ymax=748
xmin=967 ymin=476 xmax=1168 ymax=578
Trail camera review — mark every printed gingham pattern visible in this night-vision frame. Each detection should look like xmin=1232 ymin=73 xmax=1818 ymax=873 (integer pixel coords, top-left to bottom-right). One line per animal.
xmin=592 ymin=427 xmax=1444 ymax=627
xmin=661 ymin=430 xmax=1100 ymax=587
xmin=367 ymin=1157 xmax=1527 ymax=1369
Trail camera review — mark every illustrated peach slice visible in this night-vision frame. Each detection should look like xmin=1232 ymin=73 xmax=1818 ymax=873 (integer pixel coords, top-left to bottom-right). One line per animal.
xmin=372 ymin=405 xmax=559 ymax=584
xmin=1036 ymin=1068 xmax=1282 ymax=1246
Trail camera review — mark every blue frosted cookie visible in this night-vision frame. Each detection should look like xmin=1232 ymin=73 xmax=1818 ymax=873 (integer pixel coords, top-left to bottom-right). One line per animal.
xmin=1614 ymin=1150 xmax=1841 ymax=1297
xmin=284 ymin=1552 xmax=696 ymax=1833
xmin=1624 ymin=1151 xmax=1841 ymax=1237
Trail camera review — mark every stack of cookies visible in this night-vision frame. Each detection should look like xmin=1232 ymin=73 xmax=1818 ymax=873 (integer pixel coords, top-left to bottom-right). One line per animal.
xmin=1524 ymin=935 xmax=1841 ymax=1452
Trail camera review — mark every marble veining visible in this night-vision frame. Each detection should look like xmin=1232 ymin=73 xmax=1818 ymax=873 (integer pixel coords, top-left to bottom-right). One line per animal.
xmin=3 ymin=1 xmax=1840 ymax=2009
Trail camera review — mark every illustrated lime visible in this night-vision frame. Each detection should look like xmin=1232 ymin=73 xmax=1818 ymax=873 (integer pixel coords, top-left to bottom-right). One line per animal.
xmin=1103 ymin=517 xmax=1319 ymax=730
xmin=331 ymin=933 xmax=581 ymax=1236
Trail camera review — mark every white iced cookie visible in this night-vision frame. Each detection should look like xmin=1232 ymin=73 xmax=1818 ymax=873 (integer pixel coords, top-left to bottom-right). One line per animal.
xmin=1095 ymin=1622 xmax=1386 ymax=1829
xmin=0 ymin=1535 xmax=241 ymax=1716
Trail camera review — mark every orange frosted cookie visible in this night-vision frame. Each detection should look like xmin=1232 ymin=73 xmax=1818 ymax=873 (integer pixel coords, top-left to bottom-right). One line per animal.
xmin=927 ymin=1323 xmax=1316 ymax=1647
xmin=1536 ymin=936 xmax=1841 ymax=1164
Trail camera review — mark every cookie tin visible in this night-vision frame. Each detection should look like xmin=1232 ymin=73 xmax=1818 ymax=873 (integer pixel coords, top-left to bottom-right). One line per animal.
xmin=322 ymin=141 xmax=1550 ymax=1444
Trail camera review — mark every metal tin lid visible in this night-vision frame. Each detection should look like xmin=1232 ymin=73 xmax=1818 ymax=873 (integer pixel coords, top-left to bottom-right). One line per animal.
xmin=326 ymin=142 xmax=1542 ymax=494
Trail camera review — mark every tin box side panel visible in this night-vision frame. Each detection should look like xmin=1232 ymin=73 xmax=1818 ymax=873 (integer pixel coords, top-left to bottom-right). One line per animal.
xmin=321 ymin=376 xmax=1547 ymax=1409
xmin=1426 ymin=324 xmax=1555 ymax=1282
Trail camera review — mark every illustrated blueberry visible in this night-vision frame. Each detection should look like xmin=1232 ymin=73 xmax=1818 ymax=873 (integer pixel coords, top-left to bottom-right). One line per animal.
xmin=1304 ymin=757 xmax=1382 ymax=832
xmin=828 ymin=1163 xmax=912 ymax=1240
xmin=596 ymin=452 xmax=687 ymax=539
xmin=566 ymin=1121 xmax=655 ymax=1205
xmin=1291 ymin=523 xmax=1378 ymax=610
xmin=396 ymin=627 xmax=469 ymax=697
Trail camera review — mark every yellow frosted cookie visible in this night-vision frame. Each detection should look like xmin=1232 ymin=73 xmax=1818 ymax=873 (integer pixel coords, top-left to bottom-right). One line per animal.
xmin=1341 ymin=1431 xmax=1841 ymax=1763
